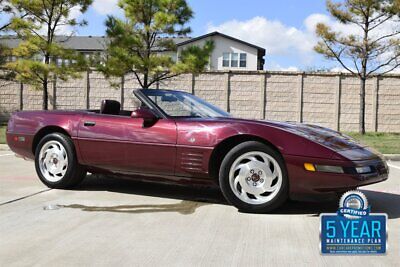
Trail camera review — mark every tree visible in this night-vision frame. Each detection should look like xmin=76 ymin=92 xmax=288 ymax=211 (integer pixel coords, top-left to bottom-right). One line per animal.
xmin=4 ymin=0 xmax=92 ymax=110
xmin=0 ymin=0 xmax=16 ymax=81
xmin=0 ymin=44 xmax=14 ymax=82
xmin=100 ymin=0 xmax=214 ymax=89
xmin=314 ymin=0 xmax=400 ymax=134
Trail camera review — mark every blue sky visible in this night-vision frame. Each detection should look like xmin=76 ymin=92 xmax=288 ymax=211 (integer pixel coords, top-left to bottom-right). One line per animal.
xmin=187 ymin=0 xmax=328 ymax=36
xmin=77 ymin=0 xmax=338 ymax=70
xmin=1 ymin=0 xmax=343 ymax=70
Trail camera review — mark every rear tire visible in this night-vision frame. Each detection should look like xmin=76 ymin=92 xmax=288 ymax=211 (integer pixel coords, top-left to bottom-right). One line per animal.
xmin=35 ymin=133 xmax=86 ymax=189
xmin=219 ymin=141 xmax=288 ymax=213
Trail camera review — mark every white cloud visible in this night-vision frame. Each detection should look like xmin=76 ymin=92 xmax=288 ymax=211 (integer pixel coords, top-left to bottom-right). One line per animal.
xmin=92 ymin=0 xmax=121 ymax=15
xmin=206 ymin=13 xmax=399 ymax=72
xmin=268 ymin=62 xmax=299 ymax=71
xmin=304 ymin=13 xmax=360 ymax=36
xmin=56 ymin=6 xmax=83 ymax=35
xmin=207 ymin=16 xmax=317 ymax=67
xmin=207 ymin=16 xmax=315 ymax=62
xmin=330 ymin=67 xmax=352 ymax=73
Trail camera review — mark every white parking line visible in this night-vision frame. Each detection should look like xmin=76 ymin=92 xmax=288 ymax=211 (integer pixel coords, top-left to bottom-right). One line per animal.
xmin=387 ymin=163 xmax=400 ymax=170
xmin=0 ymin=153 xmax=14 ymax=157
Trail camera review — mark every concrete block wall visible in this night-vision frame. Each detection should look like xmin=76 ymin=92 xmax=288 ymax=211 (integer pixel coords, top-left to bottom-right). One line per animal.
xmin=23 ymin=83 xmax=44 ymax=111
xmin=265 ymin=73 xmax=299 ymax=122
xmin=158 ymin=73 xmax=192 ymax=93
xmin=0 ymin=70 xmax=399 ymax=132
xmin=378 ymin=77 xmax=400 ymax=132
xmin=89 ymin=72 xmax=120 ymax=110
xmin=302 ymin=74 xmax=336 ymax=129
xmin=123 ymin=74 xmax=143 ymax=110
xmin=193 ymin=73 xmax=227 ymax=111
xmin=0 ymin=81 xmax=19 ymax=119
xmin=230 ymin=73 xmax=263 ymax=119
xmin=56 ymin=75 xmax=86 ymax=110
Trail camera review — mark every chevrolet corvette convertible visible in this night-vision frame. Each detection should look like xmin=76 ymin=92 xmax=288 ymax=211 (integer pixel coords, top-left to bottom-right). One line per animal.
xmin=6 ymin=89 xmax=388 ymax=212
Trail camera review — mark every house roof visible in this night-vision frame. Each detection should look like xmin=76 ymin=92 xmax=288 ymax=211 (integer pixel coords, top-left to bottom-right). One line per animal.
xmin=0 ymin=35 xmax=109 ymax=51
xmin=0 ymin=33 xmax=265 ymax=56
xmin=176 ymin=31 xmax=266 ymax=53
xmin=152 ymin=37 xmax=191 ymax=51
xmin=0 ymin=35 xmax=191 ymax=51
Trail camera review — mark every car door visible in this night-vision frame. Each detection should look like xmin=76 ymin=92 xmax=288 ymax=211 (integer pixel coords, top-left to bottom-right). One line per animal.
xmin=77 ymin=113 xmax=177 ymax=175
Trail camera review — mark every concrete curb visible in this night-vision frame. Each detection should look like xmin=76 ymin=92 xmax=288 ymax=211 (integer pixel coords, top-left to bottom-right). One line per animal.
xmin=384 ymin=154 xmax=400 ymax=161
xmin=0 ymin=144 xmax=10 ymax=151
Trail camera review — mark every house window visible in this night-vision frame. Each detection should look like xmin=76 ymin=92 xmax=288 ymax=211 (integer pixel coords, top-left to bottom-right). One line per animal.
xmin=222 ymin=53 xmax=230 ymax=67
xmin=240 ymin=53 xmax=247 ymax=67
xmin=231 ymin=53 xmax=238 ymax=67
xmin=222 ymin=52 xmax=247 ymax=68
xmin=56 ymin=58 xmax=63 ymax=66
xmin=7 ymin=56 xmax=16 ymax=62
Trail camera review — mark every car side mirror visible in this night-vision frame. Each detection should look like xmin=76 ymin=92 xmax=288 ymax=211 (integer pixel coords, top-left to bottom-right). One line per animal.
xmin=131 ymin=108 xmax=158 ymax=127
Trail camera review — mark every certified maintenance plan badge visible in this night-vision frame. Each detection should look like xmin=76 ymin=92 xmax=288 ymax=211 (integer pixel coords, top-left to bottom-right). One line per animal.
xmin=320 ymin=191 xmax=387 ymax=254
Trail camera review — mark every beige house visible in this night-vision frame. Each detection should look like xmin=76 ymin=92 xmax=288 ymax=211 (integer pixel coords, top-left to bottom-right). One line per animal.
xmin=1 ymin=32 xmax=265 ymax=70
xmin=176 ymin=32 xmax=265 ymax=71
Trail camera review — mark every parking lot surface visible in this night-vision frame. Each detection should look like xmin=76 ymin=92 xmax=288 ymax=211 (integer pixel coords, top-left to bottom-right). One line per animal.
xmin=1 ymin=151 xmax=399 ymax=266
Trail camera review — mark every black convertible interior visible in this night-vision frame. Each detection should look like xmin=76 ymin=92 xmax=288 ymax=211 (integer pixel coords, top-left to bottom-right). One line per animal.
xmin=88 ymin=99 xmax=140 ymax=117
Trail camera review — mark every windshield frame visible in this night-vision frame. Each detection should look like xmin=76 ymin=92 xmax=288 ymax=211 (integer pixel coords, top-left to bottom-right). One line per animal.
xmin=135 ymin=89 xmax=231 ymax=119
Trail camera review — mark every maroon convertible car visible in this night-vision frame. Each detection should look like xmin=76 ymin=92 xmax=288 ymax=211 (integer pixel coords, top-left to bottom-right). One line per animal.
xmin=6 ymin=89 xmax=388 ymax=212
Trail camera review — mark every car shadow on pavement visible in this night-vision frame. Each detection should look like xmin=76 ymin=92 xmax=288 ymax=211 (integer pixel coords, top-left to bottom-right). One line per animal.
xmin=71 ymin=175 xmax=400 ymax=218
xmin=360 ymin=190 xmax=400 ymax=219
xmin=77 ymin=174 xmax=226 ymax=204
xmin=66 ymin=174 xmax=226 ymax=215
xmin=61 ymin=201 xmax=208 ymax=215
xmin=276 ymin=189 xmax=400 ymax=219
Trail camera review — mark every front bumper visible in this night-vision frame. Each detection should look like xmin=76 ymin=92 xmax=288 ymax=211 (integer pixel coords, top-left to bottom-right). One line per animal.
xmin=285 ymin=155 xmax=388 ymax=200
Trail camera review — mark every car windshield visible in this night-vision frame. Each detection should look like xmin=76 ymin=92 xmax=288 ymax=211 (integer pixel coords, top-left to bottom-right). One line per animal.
xmin=141 ymin=90 xmax=231 ymax=118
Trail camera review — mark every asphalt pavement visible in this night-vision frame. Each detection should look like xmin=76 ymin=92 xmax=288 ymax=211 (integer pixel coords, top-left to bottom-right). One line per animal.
xmin=0 ymin=151 xmax=399 ymax=266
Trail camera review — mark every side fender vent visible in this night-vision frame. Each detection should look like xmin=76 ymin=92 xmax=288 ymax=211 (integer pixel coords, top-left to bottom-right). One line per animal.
xmin=180 ymin=152 xmax=204 ymax=172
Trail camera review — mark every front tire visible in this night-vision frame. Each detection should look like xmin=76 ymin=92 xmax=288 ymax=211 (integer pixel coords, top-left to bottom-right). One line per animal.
xmin=219 ymin=141 xmax=288 ymax=213
xmin=35 ymin=133 xmax=86 ymax=189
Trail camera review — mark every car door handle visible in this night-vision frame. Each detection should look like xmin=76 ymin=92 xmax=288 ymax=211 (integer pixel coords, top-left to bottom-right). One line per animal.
xmin=84 ymin=121 xmax=96 ymax=127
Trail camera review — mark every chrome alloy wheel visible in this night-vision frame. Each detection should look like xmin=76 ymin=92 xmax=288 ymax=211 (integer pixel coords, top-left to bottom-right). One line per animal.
xmin=38 ymin=140 xmax=68 ymax=182
xmin=228 ymin=151 xmax=283 ymax=205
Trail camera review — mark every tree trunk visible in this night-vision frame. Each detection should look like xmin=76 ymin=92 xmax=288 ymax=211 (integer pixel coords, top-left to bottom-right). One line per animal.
xmin=43 ymin=53 xmax=50 ymax=110
xmin=143 ymin=72 xmax=148 ymax=89
xmin=42 ymin=79 xmax=48 ymax=110
xmin=359 ymin=77 xmax=366 ymax=134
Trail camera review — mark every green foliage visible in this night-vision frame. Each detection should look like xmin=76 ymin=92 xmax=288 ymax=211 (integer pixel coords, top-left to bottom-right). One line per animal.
xmin=173 ymin=41 xmax=214 ymax=73
xmin=100 ymin=0 xmax=214 ymax=89
xmin=6 ymin=36 xmax=87 ymax=86
xmin=0 ymin=44 xmax=15 ymax=81
xmin=0 ymin=125 xmax=6 ymax=144
xmin=3 ymin=0 xmax=93 ymax=109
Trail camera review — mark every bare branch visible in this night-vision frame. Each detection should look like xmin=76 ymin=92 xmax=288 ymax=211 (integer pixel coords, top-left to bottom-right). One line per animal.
xmin=369 ymin=15 xmax=393 ymax=31
xmin=322 ymin=39 xmax=357 ymax=75
xmin=367 ymin=53 xmax=400 ymax=75
xmin=370 ymin=31 xmax=400 ymax=46
xmin=147 ymin=71 xmax=180 ymax=88
xmin=378 ymin=63 xmax=400 ymax=75
xmin=352 ymin=56 xmax=361 ymax=74
xmin=132 ymin=71 xmax=144 ymax=88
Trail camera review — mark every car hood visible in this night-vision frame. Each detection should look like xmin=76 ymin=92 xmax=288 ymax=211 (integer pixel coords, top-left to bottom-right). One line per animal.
xmin=258 ymin=120 xmax=365 ymax=151
xmin=210 ymin=117 xmax=364 ymax=152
